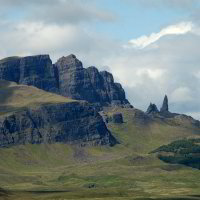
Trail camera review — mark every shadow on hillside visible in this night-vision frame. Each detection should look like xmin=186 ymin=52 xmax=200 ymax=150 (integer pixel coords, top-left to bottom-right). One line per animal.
xmin=0 ymin=187 xmax=11 ymax=199
xmin=0 ymin=80 xmax=14 ymax=104
xmin=0 ymin=81 xmax=20 ymax=115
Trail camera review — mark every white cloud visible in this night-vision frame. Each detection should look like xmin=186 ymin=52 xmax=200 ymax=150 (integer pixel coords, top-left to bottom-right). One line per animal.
xmin=0 ymin=22 xmax=80 ymax=58
xmin=171 ymin=87 xmax=193 ymax=103
xmin=0 ymin=20 xmax=119 ymax=65
xmin=127 ymin=22 xmax=193 ymax=49
xmin=136 ymin=68 xmax=165 ymax=80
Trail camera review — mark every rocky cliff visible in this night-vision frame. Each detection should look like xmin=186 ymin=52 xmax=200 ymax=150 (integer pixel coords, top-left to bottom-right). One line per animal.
xmin=0 ymin=55 xmax=58 ymax=93
xmin=0 ymin=102 xmax=116 ymax=147
xmin=0 ymin=54 xmax=131 ymax=107
xmin=55 ymin=55 xmax=131 ymax=106
xmin=145 ymin=95 xmax=200 ymax=128
xmin=0 ymin=81 xmax=117 ymax=147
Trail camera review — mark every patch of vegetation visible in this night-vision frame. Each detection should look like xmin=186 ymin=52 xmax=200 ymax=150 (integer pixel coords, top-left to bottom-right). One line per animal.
xmin=152 ymin=138 xmax=200 ymax=169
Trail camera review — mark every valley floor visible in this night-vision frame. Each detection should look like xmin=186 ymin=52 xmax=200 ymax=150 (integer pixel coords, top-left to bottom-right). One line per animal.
xmin=1 ymin=144 xmax=200 ymax=200
xmin=1 ymin=108 xmax=200 ymax=200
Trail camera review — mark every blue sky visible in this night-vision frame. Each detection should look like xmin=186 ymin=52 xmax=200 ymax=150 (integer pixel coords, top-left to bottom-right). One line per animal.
xmin=93 ymin=0 xmax=191 ymax=41
xmin=0 ymin=0 xmax=200 ymax=119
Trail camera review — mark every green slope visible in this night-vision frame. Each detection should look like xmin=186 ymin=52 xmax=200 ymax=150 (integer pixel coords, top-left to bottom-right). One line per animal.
xmin=0 ymin=81 xmax=200 ymax=199
xmin=0 ymin=80 xmax=76 ymax=116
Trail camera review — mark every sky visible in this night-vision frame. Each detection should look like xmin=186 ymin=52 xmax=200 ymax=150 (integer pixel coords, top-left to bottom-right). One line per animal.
xmin=0 ymin=0 xmax=200 ymax=119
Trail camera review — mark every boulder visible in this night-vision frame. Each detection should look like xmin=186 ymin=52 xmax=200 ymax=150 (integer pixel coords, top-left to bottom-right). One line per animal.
xmin=112 ymin=113 xmax=123 ymax=123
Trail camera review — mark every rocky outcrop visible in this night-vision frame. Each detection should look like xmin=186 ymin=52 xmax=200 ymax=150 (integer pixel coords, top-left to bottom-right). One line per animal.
xmin=55 ymin=54 xmax=131 ymax=107
xmin=146 ymin=103 xmax=159 ymax=115
xmin=111 ymin=113 xmax=123 ymax=124
xmin=144 ymin=96 xmax=200 ymax=128
xmin=0 ymin=55 xmax=59 ymax=93
xmin=146 ymin=95 xmax=171 ymax=117
xmin=160 ymin=95 xmax=169 ymax=113
xmin=0 ymin=101 xmax=117 ymax=147
xmin=55 ymin=55 xmax=99 ymax=103
xmin=0 ymin=56 xmax=21 ymax=83
xmin=19 ymin=55 xmax=59 ymax=93
xmin=0 ymin=54 xmax=131 ymax=107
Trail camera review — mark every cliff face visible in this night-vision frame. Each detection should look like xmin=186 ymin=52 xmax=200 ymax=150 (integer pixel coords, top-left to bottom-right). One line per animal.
xmin=0 ymin=57 xmax=21 ymax=83
xmin=0 ymin=55 xmax=58 ymax=93
xmin=0 ymin=54 xmax=131 ymax=107
xmin=19 ymin=55 xmax=59 ymax=93
xmin=55 ymin=55 xmax=130 ymax=106
xmin=0 ymin=80 xmax=117 ymax=147
xmin=0 ymin=101 xmax=117 ymax=148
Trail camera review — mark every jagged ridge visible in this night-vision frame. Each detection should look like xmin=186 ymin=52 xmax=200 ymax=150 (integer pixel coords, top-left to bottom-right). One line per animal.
xmin=0 ymin=54 xmax=131 ymax=107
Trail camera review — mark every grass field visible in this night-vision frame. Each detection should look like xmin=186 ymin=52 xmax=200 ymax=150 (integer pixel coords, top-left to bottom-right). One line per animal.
xmin=0 ymin=81 xmax=200 ymax=199
xmin=0 ymin=80 xmax=76 ymax=116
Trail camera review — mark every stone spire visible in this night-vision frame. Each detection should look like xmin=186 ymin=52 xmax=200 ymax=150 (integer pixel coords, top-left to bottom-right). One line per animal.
xmin=160 ymin=95 xmax=168 ymax=112
xmin=146 ymin=103 xmax=159 ymax=115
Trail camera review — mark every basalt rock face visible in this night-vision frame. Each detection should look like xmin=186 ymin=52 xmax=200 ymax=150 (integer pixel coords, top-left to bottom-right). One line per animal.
xmin=55 ymin=55 xmax=99 ymax=103
xmin=55 ymin=54 xmax=131 ymax=106
xmin=0 ymin=102 xmax=117 ymax=147
xmin=0 ymin=57 xmax=21 ymax=83
xmin=18 ymin=55 xmax=59 ymax=93
xmin=0 ymin=55 xmax=59 ymax=93
xmin=0 ymin=54 xmax=131 ymax=107
xmin=160 ymin=95 xmax=169 ymax=113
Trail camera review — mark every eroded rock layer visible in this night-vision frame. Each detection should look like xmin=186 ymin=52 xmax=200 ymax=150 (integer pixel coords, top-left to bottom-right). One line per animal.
xmin=0 ymin=101 xmax=117 ymax=147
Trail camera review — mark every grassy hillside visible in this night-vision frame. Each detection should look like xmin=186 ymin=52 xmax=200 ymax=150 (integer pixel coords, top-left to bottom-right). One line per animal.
xmin=0 ymin=80 xmax=76 ymax=116
xmin=105 ymin=107 xmax=200 ymax=154
xmin=0 ymin=81 xmax=200 ymax=199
